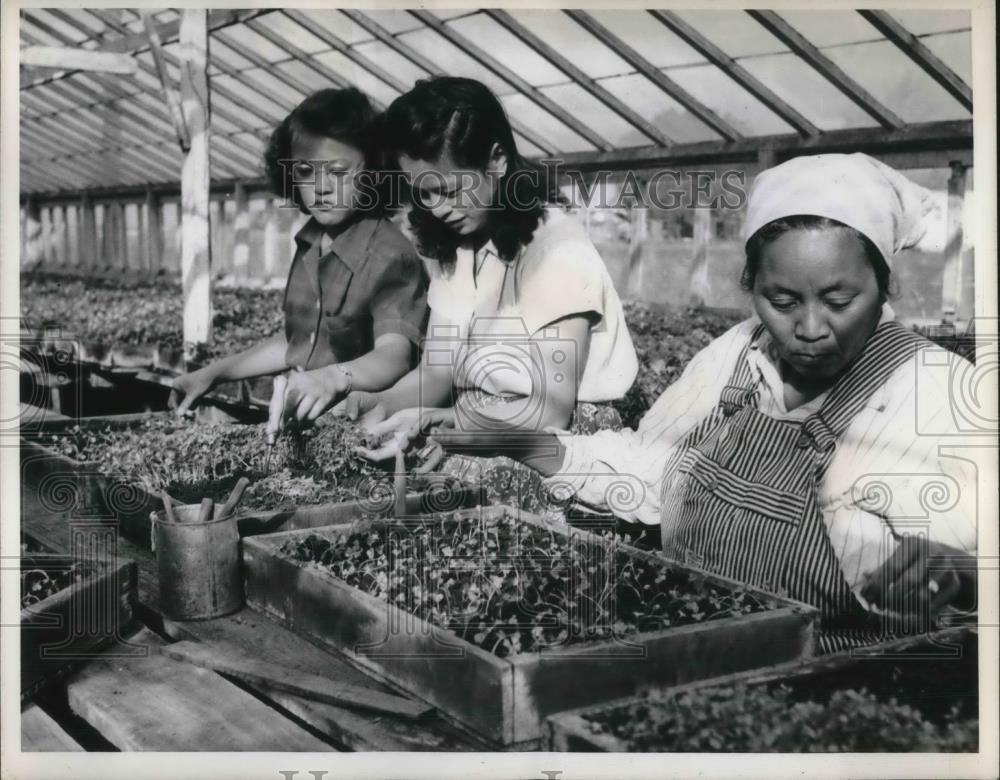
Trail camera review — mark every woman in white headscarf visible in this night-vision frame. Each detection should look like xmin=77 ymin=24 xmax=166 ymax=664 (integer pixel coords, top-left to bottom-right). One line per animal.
xmin=426 ymin=153 xmax=978 ymax=652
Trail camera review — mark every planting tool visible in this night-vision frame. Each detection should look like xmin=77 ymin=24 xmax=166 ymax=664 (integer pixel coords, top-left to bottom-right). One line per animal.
xmin=394 ymin=451 xmax=407 ymax=517
xmin=218 ymin=477 xmax=251 ymax=520
xmin=160 ymin=491 xmax=178 ymax=524
xmin=159 ymin=640 xmax=434 ymax=720
xmin=263 ymin=373 xmax=288 ymax=475
xmin=196 ymin=498 xmax=214 ymax=524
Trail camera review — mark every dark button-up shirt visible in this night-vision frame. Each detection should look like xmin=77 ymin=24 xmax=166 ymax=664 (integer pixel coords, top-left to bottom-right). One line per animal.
xmin=283 ymin=215 xmax=429 ymax=370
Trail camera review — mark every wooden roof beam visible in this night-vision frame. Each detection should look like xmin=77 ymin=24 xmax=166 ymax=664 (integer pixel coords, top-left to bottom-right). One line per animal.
xmin=339 ymin=9 xmax=554 ymax=156
xmin=19 ymin=46 xmax=137 ymax=80
xmin=747 ymin=10 xmax=905 ymax=129
xmin=141 ymin=11 xmax=191 ymax=152
xmin=564 ymin=10 xmax=742 ymax=142
xmin=484 ymin=9 xmax=674 ymax=147
xmin=646 ymin=10 xmax=820 ymax=137
xmin=858 ymin=10 xmax=972 ymax=112
xmin=409 ymin=9 xmax=611 ymax=152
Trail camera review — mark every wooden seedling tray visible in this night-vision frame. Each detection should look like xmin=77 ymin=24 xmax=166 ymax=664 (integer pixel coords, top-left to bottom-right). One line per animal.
xmin=243 ymin=506 xmax=818 ymax=747
xmin=21 ymin=553 xmax=137 ymax=701
xmin=547 ymin=626 xmax=978 ymax=752
xmin=22 ymin=412 xmax=480 ymax=548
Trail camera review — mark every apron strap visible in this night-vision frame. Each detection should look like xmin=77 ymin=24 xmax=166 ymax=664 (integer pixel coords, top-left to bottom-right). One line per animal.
xmin=719 ymin=323 xmax=768 ymax=416
xmin=796 ymin=321 xmax=931 ymax=454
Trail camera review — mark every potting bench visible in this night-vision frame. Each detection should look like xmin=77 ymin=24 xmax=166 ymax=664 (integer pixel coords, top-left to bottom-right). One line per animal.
xmin=20 ymin=492 xmax=489 ymax=752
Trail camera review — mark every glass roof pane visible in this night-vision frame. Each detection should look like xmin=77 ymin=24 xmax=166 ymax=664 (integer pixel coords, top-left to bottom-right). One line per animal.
xmin=589 ymin=10 xmax=706 ymax=69
xmin=665 ymin=64 xmax=793 ymax=136
xmin=921 ymin=31 xmax=973 ymax=86
xmin=445 ymin=13 xmax=565 ymax=86
xmin=268 ymin=60 xmax=329 ymax=99
xmin=21 ymin=16 xmax=68 ymax=47
xmin=823 ymin=39 xmax=970 ymax=121
xmin=259 ymin=12 xmax=330 ymax=55
xmin=396 ymin=28 xmax=512 ymax=96
xmin=675 ymin=11 xmax=788 ymax=58
xmin=498 ymin=92 xmax=594 ymax=153
xmin=211 ymin=74 xmax=289 ymax=122
xmin=599 ymin=73 xmax=719 ymax=143
xmin=889 ymin=10 xmax=971 ymax=35
xmin=211 ymin=37 xmax=256 ymax=72
xmin=220 ymin=25 xmax=289 ymax=64
xmin=428 ymin=9 xmax=478 ymax=21
xmin=58 ymin=8 xmax=108 ymax=37
xmin=740 ymin=52 xmax=878 ymax=130
xmin=537 ymin=83 xmax=648 ymax=148
xmin=352 ymin=40 xmax=430 ymax=85
xmin=295 ymin=10 xmax=373 ymax=46
xmin=310 ymin=52 xmax=402 ymax=108
xmin=24 ymin=10 xmax=91 ymax=44
xmin=362 ymin=10 xmax=422 ymax=36
xmin=777 ymin=10 xmax=879 ymax=48
xmin=515 ymin=135 xmax=546 ymax=158
xmin=508 ymin=10 xmax=631 ymax=79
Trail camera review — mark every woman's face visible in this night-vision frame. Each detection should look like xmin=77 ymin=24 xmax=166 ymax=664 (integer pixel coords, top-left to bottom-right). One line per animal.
xmin=752 ymin=227 xmax=883 ymax=381
xmin=399 ymin=145 xmax=507 ymax=237
xmin=290 ymin=133 xmax=364 ymax=228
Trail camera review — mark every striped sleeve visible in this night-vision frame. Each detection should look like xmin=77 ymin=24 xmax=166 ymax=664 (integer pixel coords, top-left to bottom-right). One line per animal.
xmin=546 ymin=319 xmax=759 ymax=524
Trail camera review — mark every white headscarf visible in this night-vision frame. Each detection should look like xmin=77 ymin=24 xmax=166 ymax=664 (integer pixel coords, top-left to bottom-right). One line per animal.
xmin=743 ymin=153 xmax=937 ymax=266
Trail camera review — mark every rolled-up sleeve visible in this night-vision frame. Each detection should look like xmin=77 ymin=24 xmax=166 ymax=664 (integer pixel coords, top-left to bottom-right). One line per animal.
xmin=369 ymin=248 xmax=429 ymax=346
xmin=544 ymin=320 xmax=756 ymax=524
xmin=819 ymin=350 xmax=980 ymax=594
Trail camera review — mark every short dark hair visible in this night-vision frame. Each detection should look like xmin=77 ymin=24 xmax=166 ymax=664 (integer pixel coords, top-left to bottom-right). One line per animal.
xmin=742 ymin=215 xmax=893 ymax=300
xmin=263 ymin=88 xmax=383 ymax=214
xmin=382 ymin=77 xmax=559 ymax=265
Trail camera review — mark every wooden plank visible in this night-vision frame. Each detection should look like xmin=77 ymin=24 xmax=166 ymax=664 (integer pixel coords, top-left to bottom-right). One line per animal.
xmin=179 ymin=9 xmax=213 ymax=352
xmin=78 ymin=194 xmax=96 ymax=270
xmin=20 ymin=46 xmax=138 ymax=75
xmin=144 ymin=188 xmax=162 ymax=274
xmin=141 ymin=11 xmax=190 ymax=152
xmin=858 ymin=10 xmax=972 ymax=112
xmin=23 ymin=198 xmax=43 ymax=267
xmin=65 ymin=627 xmax=334 ymax=751
xmin=160 ymin=641 xmax=433 ymax=719
xmin=648 ymin=10 xmax=820 ymax=137
xmin=485 ymin=9 xmax=673 ymax=147
xmin=564 ymin=10 xmax=743 ymax=142
xmin=21 ymin=703 xmax=84 ymax=751
xmin=747 ymin=10 xmax=905 ymax=129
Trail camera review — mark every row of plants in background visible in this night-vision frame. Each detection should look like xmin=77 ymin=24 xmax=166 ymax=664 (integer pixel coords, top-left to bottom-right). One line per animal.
xmin=281 ymin=511 xmax=772 ymax=659
xmin=21 ymin=272 xmax=283 ymax=358
xmin=36 ymin=415 xmax=422 ymax=510
xmin=21 ymin=561 xmax=95 ymax=609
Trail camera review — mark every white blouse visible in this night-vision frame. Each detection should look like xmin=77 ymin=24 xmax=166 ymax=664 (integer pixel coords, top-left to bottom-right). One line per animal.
xmin=548 ymin=304 xmax=981 ymax=593
xmin=424 ymin=208 xmax=638 ymax=403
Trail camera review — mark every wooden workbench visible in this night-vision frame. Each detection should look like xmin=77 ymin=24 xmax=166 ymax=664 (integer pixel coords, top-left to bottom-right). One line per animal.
xmin=20 ymin=490 xmax=489 ymax=752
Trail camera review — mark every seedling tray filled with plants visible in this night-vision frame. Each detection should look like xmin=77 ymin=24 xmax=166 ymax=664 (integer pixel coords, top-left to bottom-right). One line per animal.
xmin=243 ymin=506 xmax=817 ymax=746
xmin=23 ymin=414 xmax=475 ymax=547
xmin=548 ymin=627 xmax=978 ymax=752
xmin=21 ymin=553 xmax=137 ymax=701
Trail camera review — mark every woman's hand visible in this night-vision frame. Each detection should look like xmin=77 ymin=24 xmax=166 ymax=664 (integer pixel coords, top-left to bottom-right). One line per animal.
xmin=356 ymin=408 xmax=456 ymax=466
xmin=284 ymin=365 xmax=351 ymax=423
xmin=860 ymin=536 xmax=976 ymax=627
xmin=170 ymin=365 xmax=219 ymax=416
xmin=332 ymin=390 xmax=389 ymax=431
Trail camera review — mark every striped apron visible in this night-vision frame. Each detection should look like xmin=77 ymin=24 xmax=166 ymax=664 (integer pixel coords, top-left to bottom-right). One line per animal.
xmin=659 ymin=321 xmax=931 ymax=653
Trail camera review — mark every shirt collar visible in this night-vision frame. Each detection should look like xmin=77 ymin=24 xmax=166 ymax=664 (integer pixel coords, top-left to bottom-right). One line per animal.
xmin=294 ymin=215 xmax=381 ymax=272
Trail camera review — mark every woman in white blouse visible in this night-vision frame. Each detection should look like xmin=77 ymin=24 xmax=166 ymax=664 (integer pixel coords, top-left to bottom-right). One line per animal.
xmin=340 ymin=77 xmax=638 ymax=511
xmin=432 ymin=153 xmax=979 ymax=651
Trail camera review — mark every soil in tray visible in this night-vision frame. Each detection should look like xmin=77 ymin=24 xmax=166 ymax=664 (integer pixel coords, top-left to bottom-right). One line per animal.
xmin=35 ymin=415 xmax=435 ymax=511
xmin=280 ymin=510 xmax=778 ymax=658
xmin=581 ymin=632 xmax=979 ymax=752
xmin=21 ymin=559 xmax=99 ymax=609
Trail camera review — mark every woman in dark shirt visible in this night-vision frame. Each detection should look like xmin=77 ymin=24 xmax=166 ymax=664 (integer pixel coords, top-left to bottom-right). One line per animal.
xmin=172 ymin=88 xmax=428 ymax=422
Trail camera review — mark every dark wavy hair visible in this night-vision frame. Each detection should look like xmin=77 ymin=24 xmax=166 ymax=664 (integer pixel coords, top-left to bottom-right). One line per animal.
xmin=263 ymin=88 xmax=387 ymax=216
xmin=383 ymin=77 xmax=558 ymax=265
xmin=743 ymin=215 xmax=893 ymax=302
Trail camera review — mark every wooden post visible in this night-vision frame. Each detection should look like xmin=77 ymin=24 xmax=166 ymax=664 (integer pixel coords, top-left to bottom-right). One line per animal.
xmin=232 ymin=182 xmax=250 ymax=282
xmin=625 ymin=206 xmax=648 ymax=299
xmin=79 ymin=193 xmax=97 ymax=270
xmin=53 ymin=205 xmax=68 ymax=267
xmin=179 ymin=9 xmax=212 ymax=352
xmin=263 ymin=198 xmax=280 ymax=284
xmin=67 ymin=205 xmax=79 ymax=269
xmin=23 ymin=199 xmax=43 ymax=269
xmin=941 ymin=161 xmax=967 ymax=318
xmin=688 ymin=204 xmax=714 ymax=307
xmin=144 ymin=188 xmax=162 ymax=275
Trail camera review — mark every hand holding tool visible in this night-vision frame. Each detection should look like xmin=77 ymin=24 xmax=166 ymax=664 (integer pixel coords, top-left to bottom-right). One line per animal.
xmin=264 ymin=373 xmax=289 ymax=474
